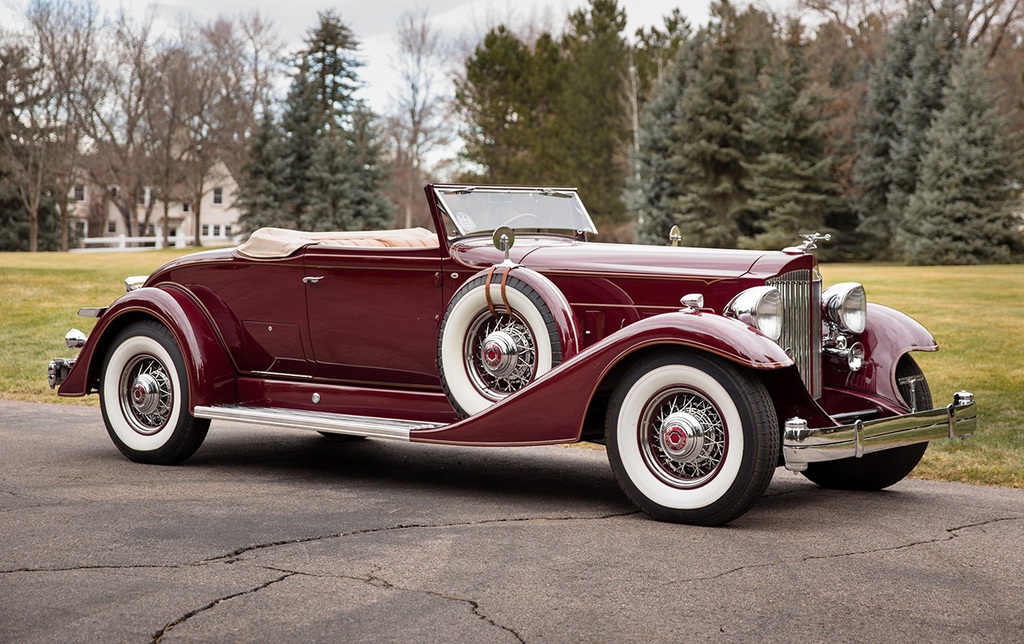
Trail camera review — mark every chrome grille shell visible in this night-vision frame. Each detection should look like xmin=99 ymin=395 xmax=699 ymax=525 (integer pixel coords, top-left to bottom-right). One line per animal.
xmin=767 ymin=270 xmax=822 ymax=399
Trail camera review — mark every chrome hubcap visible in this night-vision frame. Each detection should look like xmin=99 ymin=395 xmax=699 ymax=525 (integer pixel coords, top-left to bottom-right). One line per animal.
xmin=130 ymin=373 xmax=162 ymax=415
xmin=642 ymin=389 xmax=726 ymax=488
xmin=480 ymin=330 xmax=520 ymax=379
xmin=119 ymin=354 xmax=173 ymax=435
xmin=465 ymin=310 xmax=537 ymax=401
xmin=660 ymin=411 xmax=705 ymax=462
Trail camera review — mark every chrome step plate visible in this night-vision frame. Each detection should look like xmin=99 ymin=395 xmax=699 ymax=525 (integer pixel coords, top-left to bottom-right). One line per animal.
xmin=193 ymin=405 xmax=445 ymax=440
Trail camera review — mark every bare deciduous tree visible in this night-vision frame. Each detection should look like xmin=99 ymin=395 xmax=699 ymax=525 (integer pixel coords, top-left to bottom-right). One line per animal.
xmin=78 ymin=9 xmax=159 ymax=238
xmin=386 ymin=8 xmax=451 ymax=229
xmin=0 ymin=0 xmax=97 ymax=251
xmin=801 ymin=0 xmax=1024 ymax=58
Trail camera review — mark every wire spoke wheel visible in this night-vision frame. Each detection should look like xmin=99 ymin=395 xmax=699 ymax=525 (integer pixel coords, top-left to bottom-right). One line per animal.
xmin=100 ymin=320 xmax=209 ymax=464
xmin=464 ymin=309 xmax=538 ymax=401
xmin=118 ymin=354 xmax=175 ymax=435
xmin=641 ymin=388 xmax=727 ymax=488
xmin=606 ymin=351 xmax=778 ymax=526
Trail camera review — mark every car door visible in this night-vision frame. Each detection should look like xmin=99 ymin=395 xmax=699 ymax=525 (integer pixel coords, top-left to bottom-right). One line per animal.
xmin=303 ymin=243 xmax=444 ymax=388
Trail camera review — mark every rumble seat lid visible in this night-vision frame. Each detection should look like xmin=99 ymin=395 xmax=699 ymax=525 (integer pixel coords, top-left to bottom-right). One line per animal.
xmin=237 ymin=227 xmax=437 ymax=258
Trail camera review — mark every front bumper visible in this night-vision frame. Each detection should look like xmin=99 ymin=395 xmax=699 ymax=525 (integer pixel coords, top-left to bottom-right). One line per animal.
xmin=782 ymin=391 xmax=976 ymax=471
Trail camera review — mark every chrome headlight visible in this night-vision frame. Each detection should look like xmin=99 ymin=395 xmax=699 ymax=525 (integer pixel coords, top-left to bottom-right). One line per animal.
xmin=823 ymin=282 xmax=867 ymax=334
xmin=725 ymin=286 xmax=782 ymax=341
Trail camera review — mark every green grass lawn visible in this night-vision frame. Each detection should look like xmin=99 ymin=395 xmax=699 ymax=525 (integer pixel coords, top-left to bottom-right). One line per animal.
xmin=2 ymin=250 xmax=1020 ymax=487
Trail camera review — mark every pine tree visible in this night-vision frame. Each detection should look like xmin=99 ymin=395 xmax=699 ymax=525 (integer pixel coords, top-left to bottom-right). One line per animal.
xmin=453 ymin=26 xmax=535 ymax=183
xmin=853 ymin=0 xmax=966 ymax=260
xmin=739 ymin=21 xmax=840 ymax=252
xmin=630 ymin=33 xmax=699 ymax=245
xmin=670 ymin=0 xmax=749 ymax=248
xmin=236 ymin=11 xmax=391 ymax=233
xmin=555 ymin=0 xmax=631 ymax=223
xmin=305 ymin=107 xmax=392 ymax=231
xmin=901 ymin=51 xmax=1023 ymax=265
xmin=886 ymin=1 xmax=962 ymax=241
xmin=235 ymin=114 xmax=293 ymax=232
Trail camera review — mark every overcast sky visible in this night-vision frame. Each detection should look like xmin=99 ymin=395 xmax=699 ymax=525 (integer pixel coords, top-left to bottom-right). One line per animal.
xmin=1 ymin=1 xmax=800 ymax=109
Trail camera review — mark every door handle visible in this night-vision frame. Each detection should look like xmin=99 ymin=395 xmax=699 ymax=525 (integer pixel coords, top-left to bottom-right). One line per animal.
xmin=302 ymin=276 xmax=325 ymax=284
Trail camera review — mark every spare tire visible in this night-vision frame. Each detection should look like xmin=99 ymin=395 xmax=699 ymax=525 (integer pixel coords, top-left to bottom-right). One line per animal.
xmin=438 ymin=271 xmax=566 ymax=417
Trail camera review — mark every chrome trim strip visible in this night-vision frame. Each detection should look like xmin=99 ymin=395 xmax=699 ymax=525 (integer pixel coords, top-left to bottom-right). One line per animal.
xmin=78 ymin=307 xmax=107 ymax=318
xmin=193 ymin=405 xmax=445 ymax=440
xmin=250 ymin=370 xmax=315 ymax=380
xmin=782 ymin=392 xmax=977 ymax=471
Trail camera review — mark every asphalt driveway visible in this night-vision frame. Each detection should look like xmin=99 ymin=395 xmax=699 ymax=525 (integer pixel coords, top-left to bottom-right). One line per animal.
xmin=2 ymin=400 xmax=1022 ymax=642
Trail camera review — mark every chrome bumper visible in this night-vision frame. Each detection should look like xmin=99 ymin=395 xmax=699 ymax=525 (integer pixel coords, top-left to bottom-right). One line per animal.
xmin=783 ymin=391 xmax=976 ymax=471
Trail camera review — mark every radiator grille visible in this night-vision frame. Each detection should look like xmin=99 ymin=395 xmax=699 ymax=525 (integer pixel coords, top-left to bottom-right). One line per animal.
xmin=767 ymin=270 xmax=822 ymax=399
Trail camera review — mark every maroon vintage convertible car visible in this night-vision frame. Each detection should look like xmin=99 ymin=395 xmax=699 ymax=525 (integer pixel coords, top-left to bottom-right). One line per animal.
xmin=48 ymin=185 xmax=977 ymax=525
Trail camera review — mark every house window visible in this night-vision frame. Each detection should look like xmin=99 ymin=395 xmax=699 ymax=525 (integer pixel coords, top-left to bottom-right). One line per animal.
xmin=213 ymin=225 xmax=221 ymax=236
xmin=201 ymin=224 xmax=210 ymax=236
xmin=182 ymin=202 xmax=190 ymax=212
xmin=225 ymin=225 xmax=233 ymax=237
xmin=75 ymin=221 xmax=87 ymax=236
xmin=146 ymin=223 xmax=155 ymax=235
xmin=212 ymin=187 xmax=223 ymax=205
xmin=107 ymin=220 xmax=116 ymax=234
xmin=73 ymin=185 xmax=85 ymax=201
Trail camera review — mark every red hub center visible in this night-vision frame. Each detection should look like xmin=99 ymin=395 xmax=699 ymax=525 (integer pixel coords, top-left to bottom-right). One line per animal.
xmin=484 ymin=343 xmax=503 ymax=368
xmin=664 ymin=425 xmax=687 ymax=450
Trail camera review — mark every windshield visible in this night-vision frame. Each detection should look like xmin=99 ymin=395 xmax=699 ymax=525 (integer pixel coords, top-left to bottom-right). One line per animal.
xmin=433 ymin=185 xmax=598 ymax=237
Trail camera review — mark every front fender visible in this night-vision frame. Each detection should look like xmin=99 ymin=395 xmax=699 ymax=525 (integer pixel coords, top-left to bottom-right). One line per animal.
xmin=58 ymin=284 xmax=236 ymax=409
xmin=411 ymin=311 xmax=793 ymax=445
xmin=825 ymin=303 xmax=937 ymax=405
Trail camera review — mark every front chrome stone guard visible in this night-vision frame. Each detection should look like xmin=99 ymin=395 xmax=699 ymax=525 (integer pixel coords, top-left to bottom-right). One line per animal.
xmin=782 ymin=391 xmax=976 ymax=471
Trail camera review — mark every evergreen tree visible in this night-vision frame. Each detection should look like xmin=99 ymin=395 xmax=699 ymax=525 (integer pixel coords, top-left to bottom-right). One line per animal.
xmin=453 ymin=26 xmax=535 ymax=182
xmin=555 ymin=0 xmax=631 ymax=223
xmin=886 ymin=0 xmax=962 ymax=240
xmin=670 ymin=0 xmax=750 ymax=248
xmin=236 ymin=11 xmax=391 ymax=233
xmin=630 ymin=32 xmax=700 ymax=245
xmin=851 ymin=0 xmax=966 ymax=260
xmin=901 ymin=51 xmax=1023 ymax=265
xmin=305 ymin=107 xmax=391 ymax=231
xmin=739 ymin=21 xmax=840 ymax=252
xmin=235 ymin=114 xmax=293 ymax=232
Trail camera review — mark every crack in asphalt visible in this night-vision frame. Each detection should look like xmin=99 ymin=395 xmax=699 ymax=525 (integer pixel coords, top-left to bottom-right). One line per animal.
xmin=662 ymin=515 xmax=1024 ymax=585
xmin=151 ymin=572 xmax=297 ymax=643
xmin=360 ymin=565 xmax=525 ymax=643
xmin=202 ymin=511 xmax=640 ymax=564
xmin=0 ymin=511 xmax=639 ymax=576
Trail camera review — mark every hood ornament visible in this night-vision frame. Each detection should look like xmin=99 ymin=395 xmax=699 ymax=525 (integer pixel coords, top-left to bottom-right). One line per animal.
xmin=784 ymin=232 xmax=831 ymax=254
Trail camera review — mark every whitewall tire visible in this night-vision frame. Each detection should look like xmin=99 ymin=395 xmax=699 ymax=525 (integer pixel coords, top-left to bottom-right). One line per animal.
xmin=606 ymin=351 xmax=778 ymax=526
xmin=439 ymin=274 xmax=561 ymax=417
xmin=100 ymin=320 xmax=209 ymax=464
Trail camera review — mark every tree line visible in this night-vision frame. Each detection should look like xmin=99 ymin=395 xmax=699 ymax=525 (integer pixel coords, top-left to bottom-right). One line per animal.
xmin=455 ymin=0 xmax=1024 ymax=262
xmin=3 ymin=0 xmax=1024 ymax=264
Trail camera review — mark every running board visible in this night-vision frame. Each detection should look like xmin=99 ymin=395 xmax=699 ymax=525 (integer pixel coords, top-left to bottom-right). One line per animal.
xmin=193 ymin=405 xmax=446 ymax=441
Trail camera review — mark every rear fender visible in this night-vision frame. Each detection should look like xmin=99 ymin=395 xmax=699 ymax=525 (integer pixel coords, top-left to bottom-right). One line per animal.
xmin=412 ymin=311 xmax=793 ymax=445
xmin=58 ymin=284 xmax=236 ymax=408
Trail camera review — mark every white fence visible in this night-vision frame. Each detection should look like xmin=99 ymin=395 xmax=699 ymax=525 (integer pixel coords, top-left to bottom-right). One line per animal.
xmin=72 ymin=234 xmax=237 ymax=252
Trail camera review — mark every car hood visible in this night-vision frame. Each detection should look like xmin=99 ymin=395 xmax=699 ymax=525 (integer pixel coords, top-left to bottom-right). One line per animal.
xmin=451 ymin=237 xmax=802 ymax=280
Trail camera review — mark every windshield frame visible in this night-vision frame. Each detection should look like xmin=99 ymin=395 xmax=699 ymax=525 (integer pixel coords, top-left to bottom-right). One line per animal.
xmin=432 ymin=185 xmax=598 ymax=239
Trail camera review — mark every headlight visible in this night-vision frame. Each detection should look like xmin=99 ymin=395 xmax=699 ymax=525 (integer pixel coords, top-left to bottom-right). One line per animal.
xmin=823 ymin=282 xmax=867 ymax=334
xmin=725 ymin=286 xmax=782 ymax=340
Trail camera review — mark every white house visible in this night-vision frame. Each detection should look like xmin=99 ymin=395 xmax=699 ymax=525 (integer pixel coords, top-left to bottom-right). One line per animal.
xmin=69 ymin=160 xmax=243 ymax=248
